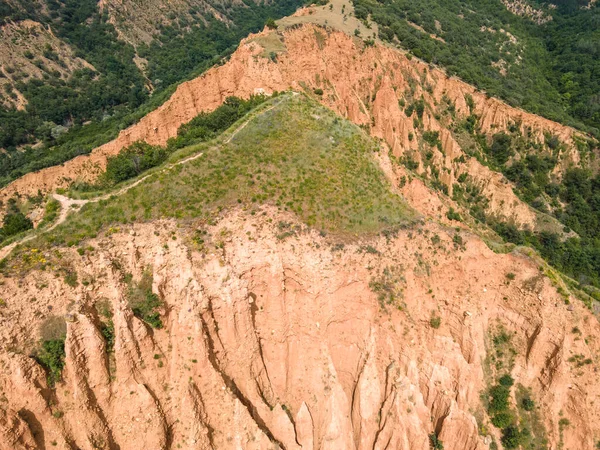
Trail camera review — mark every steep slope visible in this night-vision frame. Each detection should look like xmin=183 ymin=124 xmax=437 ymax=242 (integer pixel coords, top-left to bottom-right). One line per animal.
xmin=0 ymin=18 xmax=586 ymax=231
xmin=97 ymin=0 xmax=234 ymax=47
xmin=0 ymin=0 xmax=304 ymax=186
xmin=353 ymin=0 xmax=600 ymax=134
xmin=1 ymin=95 xmax=600 ymax=450
xmin=0 ymin=20 xmax=94 ymax=110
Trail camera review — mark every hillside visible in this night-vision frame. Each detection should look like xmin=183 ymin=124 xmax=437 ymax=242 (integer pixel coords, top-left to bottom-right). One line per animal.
xmin=3 ymin=12 xmax=599 ymax=280
xmin=353 ymin=0 xmax=600 ymax=135
xmin=1 ymin=93 xmax=600 ymax=450
xmin=0 ymin=0 xmax=304 ymax=186
xmin=1 ymin=1 xmax=600 ymax=450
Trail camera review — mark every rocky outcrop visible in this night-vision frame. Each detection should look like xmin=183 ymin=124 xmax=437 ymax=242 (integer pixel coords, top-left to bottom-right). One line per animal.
xmin=1 ymin=207 xmax=599 ymax=449
xmin=0 ymin=20 xmax=586 ymax=229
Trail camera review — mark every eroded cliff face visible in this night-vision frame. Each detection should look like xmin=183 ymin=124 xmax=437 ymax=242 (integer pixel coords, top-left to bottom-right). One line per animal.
xmin=1 ymin=206 xmax=599 ymax=449
xmin=0 ymin=19 xmax=586 ymax=230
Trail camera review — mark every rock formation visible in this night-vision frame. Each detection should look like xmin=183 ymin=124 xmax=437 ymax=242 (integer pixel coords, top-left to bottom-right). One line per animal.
xmin=0 ymin=20 xmax=585 ymax=229
xmin=1 ymin=206 xmax=599 ymax=449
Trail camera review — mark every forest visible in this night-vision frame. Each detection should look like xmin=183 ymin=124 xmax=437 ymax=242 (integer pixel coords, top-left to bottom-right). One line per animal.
xmin=354 ymin=0 xmax=599 ymax=136
xmin=0 ymin=0 xmax=303 ymax=187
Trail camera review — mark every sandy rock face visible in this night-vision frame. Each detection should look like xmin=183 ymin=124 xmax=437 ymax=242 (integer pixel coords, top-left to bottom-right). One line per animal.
xmin=0 ymin=22 xmax=584 ymax=229
xmin=1 ymin=207 xmax=599 ymax=449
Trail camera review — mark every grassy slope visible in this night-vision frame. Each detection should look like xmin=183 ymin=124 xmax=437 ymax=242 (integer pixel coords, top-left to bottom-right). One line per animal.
xmin=40 ymin=94 xmax=415 ymax=248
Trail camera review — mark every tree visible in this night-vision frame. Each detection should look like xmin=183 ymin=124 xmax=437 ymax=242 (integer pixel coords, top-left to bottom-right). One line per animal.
xmin=0 ymin=198 xmax=33 ymax=241
xmin=266 ymin=18 xmax=277 ymax=29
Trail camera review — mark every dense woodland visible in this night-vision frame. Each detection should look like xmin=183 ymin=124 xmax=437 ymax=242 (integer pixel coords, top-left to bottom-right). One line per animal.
xmin=0 ymin=0 xmax=303 ymax=186
xmin=350 ymin=0 xmax=600 ymax=291
xmin=354 ymin=0 xmax=599 ymax=135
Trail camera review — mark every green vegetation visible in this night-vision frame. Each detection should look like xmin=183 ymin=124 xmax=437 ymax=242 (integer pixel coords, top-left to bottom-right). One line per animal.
xmin=125 ymin=270 xmax=163 ymax=329
xmin=0 ymin=198 xmax=33 ymax=242
xmin=447 ymin=113 xmax=600 ymax=297
xmin=37 ymin=339 xmax=66 ymax=387
xmin=0 ymin=0 xmax=303 ymax=187
xmin=429 ymin=313 xmax=441 ymax=329
xmin=167 ymin=95 xmax=271 ymax=151
xmin=39 ymin=198 xmax=61 ymax=228
xmin=11 ymin=95 xmax=413 ymax=258
xmin=95 ymin=300 xmax=115 ymax=353
xmin=356 ymin=0 xmax=600 ymax=135
xmin=484 ymin=326 xmax=547 ymax=450
xmin=445 ymin=207 xmax=461 ymax=222
xmin=103 ymin=142 xmax=168 ymax=186
xmin=36 ymin=315 xmax=67 ymax=387
xmin=71 ymin=93 xmax=272 ymax=191
xmin=429 ymin=433 xmax=444 ymax=450
xmin=369 ymin=265 xmax=407 ymax=309
xmin=515 ymin=385 xmax=548 ymax=449
xmin=77 ymin=95 xmax=272 ymax=188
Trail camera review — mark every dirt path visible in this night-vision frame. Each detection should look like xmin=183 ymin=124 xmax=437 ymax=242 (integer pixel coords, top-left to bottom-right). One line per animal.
xmin=0 ymin=97 xmax=285 ymax=261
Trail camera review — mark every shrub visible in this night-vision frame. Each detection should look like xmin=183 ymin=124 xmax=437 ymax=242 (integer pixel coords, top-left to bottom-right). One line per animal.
xmin=423 ymin=131 xmax=440 ymax=146
xmin=446 ymin=208 xmax=461 ymax=221
xmin=501 ymin=425 xmax=526 ymax=449
xmin=521 ymin=397 xmax=535 ymax=411
xmin=103 ymin=142 xmax=167 ymax=185
xmin=489 ymin=132 xmax=513 ymax=165
xmin=314 ymin=88 xmax=324 ymax=96
xmin=489 ymin=385 xmax=511 ymax=414
xmin=265 ymin=18 xmax=277 ymax=29
xmin=37 ymin=339 xmax=66 ymax=387
xmin=127 ymin=270 xmax=163 ymax=329
xmin=430 ymin=314 xmax=441 ymax=329
xmin=559 ymin=418 xmax=570 ymax=428
xmin=0 ymin=198 xmax=33 ymax=241
xmin=491 ymin=411 xmax=513 ymax=429
xmin=39 ymin=198 xmax=60 ymax=227
xmin=493 ymin=329 xmax=512 ymax=346
xmin=402 ymin=155 xmax=419 ymax=170
xmin=414 ymin=99 xmax=425 ymax=119
xmin=498 ymin=374 xmax=514 ymax=387
xmin=453 ymin=234 xmax=464 ymax=247
xmin=64 ymin=270 xmax=78 ymax=287
xmin=101 ymin=320 xmax=115 ymax=352
xmin=429 ymin=433 xmax=444 ymax=449
xmin=37 ymin=316 xmax=67 ymax=387
xmin=545 ymin=134 xmax=560 ymax=150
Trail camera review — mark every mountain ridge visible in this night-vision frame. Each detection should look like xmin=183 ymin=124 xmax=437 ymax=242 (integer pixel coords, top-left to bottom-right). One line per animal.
xmin=0 ymin=16 xmax=589 ymax=232
xmin=1 ymin=2 xmax=600 ymax=450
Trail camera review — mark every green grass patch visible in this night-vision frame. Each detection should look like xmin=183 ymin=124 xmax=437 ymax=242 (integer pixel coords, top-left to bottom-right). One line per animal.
xmin=18 ymin=94 xmax=415 ymax=254
xmin=39 ymin=198 xmax=61 ymax=228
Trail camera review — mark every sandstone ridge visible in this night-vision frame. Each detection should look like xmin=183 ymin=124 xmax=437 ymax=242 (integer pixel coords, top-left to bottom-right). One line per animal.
xmin=1 ymin=208 xmax=599 ymax=449
xmin=0 ymin=20 xmax=586 ymax=229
